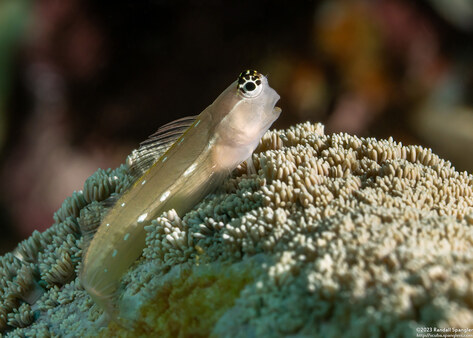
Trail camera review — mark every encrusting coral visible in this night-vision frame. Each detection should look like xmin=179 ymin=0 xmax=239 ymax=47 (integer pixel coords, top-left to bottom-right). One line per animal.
xmin=2 ymin=122 xmax=473 ymax=337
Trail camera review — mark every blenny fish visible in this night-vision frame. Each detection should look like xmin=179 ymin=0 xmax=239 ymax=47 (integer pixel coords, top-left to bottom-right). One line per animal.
xmin=79 ymin=70 xmax=281 ymax=322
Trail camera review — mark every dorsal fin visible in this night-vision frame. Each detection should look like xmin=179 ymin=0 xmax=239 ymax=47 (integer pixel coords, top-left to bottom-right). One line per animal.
xmin=126 ymin=115 xmax=197 ymax=182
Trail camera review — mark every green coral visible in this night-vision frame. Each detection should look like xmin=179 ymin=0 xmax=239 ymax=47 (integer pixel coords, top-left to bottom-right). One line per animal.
xmin=0 ymin=164 xmax=132 ymax=335
xmin=2 ymin=122 xmax=473 ymax=337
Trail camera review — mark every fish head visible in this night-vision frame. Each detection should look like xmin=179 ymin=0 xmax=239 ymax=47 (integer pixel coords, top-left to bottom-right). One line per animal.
xmin=214 ymin=70 xmax=281 ymax=147
xmin=235 ymin=70 xmax=281 ymax=130
xmin=210 ymin=70 xmax=281 ymax=170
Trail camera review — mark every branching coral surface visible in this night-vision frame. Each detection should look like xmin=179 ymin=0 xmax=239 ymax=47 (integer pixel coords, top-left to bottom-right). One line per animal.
xmin=1 ymin=122 xmax=473 ymax=337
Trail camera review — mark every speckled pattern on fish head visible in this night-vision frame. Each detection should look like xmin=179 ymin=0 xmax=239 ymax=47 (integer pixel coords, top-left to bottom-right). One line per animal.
xmin=237 ymin=69 xmax=263 ymax=96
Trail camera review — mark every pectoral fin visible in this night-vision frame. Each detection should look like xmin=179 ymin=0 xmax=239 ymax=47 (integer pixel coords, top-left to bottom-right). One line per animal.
xmin=245 ymin=156 xmax=256 ymax=175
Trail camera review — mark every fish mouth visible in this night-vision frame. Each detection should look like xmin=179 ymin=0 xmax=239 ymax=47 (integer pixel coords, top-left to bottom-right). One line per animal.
xmin=273 ymin=106 xmax=282 ymax=115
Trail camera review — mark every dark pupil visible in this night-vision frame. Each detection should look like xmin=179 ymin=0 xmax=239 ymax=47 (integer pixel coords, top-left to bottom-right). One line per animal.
xmin=244 ymin=82 xmax=256 ymax=92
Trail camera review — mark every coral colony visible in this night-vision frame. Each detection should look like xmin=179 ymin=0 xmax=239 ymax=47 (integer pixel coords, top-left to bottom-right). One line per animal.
xmin=2 ymin=122 xmax=473 ymax=336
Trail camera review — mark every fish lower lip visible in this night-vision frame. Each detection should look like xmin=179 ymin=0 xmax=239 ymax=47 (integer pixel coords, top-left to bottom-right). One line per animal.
xmin=273 ymin=106 xmax=282 ymax=114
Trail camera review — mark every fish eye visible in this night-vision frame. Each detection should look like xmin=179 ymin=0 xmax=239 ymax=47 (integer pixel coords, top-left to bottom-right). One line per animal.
xmin=245 ymin=82 xmax=256 ymax=92
xmin=237 ymin=69 xmax=263 ymax=98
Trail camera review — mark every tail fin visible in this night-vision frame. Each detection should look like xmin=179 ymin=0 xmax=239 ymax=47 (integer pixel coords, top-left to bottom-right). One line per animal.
xmin=85 ymin=282 xmax=136 ymax=330
xmin=81 ymin=275 xmax=119 ymax=319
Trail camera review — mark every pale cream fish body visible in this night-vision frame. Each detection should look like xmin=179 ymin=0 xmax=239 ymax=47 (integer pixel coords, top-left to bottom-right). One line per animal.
xmin=79 ymin=70 xmax=281 ymax=320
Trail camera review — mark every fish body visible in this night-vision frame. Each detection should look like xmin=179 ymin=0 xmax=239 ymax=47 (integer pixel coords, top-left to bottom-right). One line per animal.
xmin=79 ymin=70 xmax=281 ymax=320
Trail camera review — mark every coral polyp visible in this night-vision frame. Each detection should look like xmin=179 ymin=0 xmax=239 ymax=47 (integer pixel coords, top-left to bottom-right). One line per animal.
xmin=2 ymin=122 xmax=473 ymax=337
